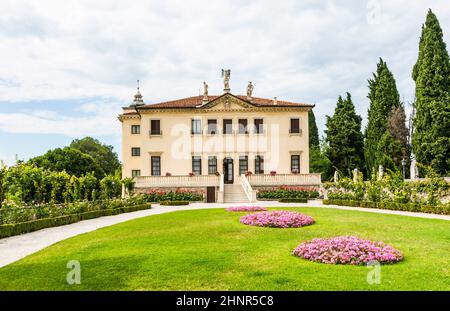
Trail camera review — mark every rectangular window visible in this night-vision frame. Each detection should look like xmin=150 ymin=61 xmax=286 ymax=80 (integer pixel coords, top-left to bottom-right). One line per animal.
xmin=208 ymin=156 xmax=217 ymax=175
xmin=131 ymin=125 xmax=140 ymax=134
xmin=207 ymin=119 xmax=217 ymax=135
xmin=151 ymin=156 xmax=161 ymax=176
xmin=254 ymin=118 xmax=264 ymax=134
xmin=291 ymin=155 xmax=300 ymax=173
xmin=192 ymin=156 xmax=202 ymax=175
xmin=238 ymin=119 xmax=248 ymax=134
xmin=150 ymin=120 xmax=161 ymax=135
xmin=239 ymin=156 xmax=248 ymax=175
xmin=131 ymin=147 xmax=140 ymax=157
xmin=290 ymin=118 xmax=300 ymax=134
xmin=223 ymin=119 xmax=233 ymax=134
xmin=191 ymin=119 xmax=201 ymax=135
xmin=255 ymin=155 xmax=264 ymax=174
xmin=131 ymin=170 xmax=141 ymax=177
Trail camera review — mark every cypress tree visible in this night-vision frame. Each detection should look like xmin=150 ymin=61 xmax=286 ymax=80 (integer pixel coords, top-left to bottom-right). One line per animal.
xmin=308 ymin=110 xmax=320 ymax=148
xmin=325 ymin=93 xmax=365 ymax=176
xmin=364 ymin=58 xmax=401 ymax=174
xmin=412 ymin=9 xmax=450 ymax=175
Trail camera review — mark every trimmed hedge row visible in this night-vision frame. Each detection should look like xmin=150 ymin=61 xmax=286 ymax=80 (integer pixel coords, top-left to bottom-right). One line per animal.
xmin=278 ymin=198 xmax=308 ymax=203
xmin=322 ymin=199 xmax=450 ymax=215
xmin=160 ymin=201 xmax=190 ymax=206
xmin=0 ymin=203 xmax=152 ymax=238
xmin=257 ymin=189 xmax=319 ymax=200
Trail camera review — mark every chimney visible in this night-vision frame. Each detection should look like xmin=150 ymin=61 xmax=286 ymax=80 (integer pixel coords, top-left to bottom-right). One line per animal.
xmin=273 ymin=96 xmax=278 ymax=105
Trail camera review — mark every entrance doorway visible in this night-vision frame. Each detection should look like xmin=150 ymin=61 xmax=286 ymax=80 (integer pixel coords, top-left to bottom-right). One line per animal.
xmin=206 ymin=186 xmax=216 ymax=203
xmin=223 ymin=158 xmax=234 ymax=184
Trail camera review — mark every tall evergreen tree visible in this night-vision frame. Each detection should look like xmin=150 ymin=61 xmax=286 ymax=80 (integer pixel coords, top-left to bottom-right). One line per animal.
xmin=412 ymin=9 xmax=450 ymax=175
xmin=325 ymin=93 xmax=364 ymax=176
xmin=375 ymin=105 xmax=409 ymax=172
xmin=308 ymin=110 xmax=320 ymax=148
xmin=364 ymin=58 xmax=401 ymax=174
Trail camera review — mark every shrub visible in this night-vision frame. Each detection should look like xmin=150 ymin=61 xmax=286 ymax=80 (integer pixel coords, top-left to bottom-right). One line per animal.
xmin=0 ymin=203 xmax=151 ymax=238
xmin=0 ymin=196 xmax=148 ymax=225
xmin=293 ymin=236 xmax=403 ymax=265
xmin=257 ymin=186 xmax=319 ymax=200
xmin=322 ymin=199 xmax=450 ymax=215
xmin=143 ymin=189 xmax=203 ymax=202
xmin=160 ymin=201 xmax=189 ymax=206
xmin=278 ymin=198 xmax=307 ymax=203
xmin=226 ymin=206 xmax=267 ymax=212
xmin=240 ymin=211 xmax=314 ymax=228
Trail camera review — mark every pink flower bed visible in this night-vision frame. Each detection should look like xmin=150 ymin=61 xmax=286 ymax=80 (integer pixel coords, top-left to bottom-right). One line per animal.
xmin=240 ymin=210 xmax=315 ymax=228
xmin=293 ymin=236 xmax=403 ymax=265
xmin=226 ymin=206 xmax=268 ymax=212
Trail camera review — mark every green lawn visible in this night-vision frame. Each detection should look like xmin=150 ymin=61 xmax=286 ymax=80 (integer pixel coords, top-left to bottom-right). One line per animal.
xmin=0 ymin=207 xmax=449 ymax=290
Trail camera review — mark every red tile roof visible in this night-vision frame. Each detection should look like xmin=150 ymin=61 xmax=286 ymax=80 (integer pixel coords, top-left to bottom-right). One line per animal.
xmin=136 ymin=94 xmax=313 ymax=109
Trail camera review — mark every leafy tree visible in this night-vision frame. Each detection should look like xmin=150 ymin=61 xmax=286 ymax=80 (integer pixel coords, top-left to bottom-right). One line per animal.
xmin=308 ymin=110 xmax=320 ymax=148
xmin=364 ymin=58 xmax=401 ymax=175
xmin=309 ymin=145 xmax=333 ymax=181
xmin=70 ymin=137 xmax=121 ymax=176
xmin=325 ymin=93 xmax=364 ymax=177
xmin=29 ymin=147 xmax=105 ymax=178
xmin=308 ymin=110 xmax=332 ymax=180
xmin=412 ymin=9 xmax=450 ymax=175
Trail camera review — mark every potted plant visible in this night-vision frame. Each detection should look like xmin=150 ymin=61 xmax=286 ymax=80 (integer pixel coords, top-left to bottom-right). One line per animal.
xmin=270 ymin=171 xmax=277 ymax=176
xmin=245 ymin=171 xmax=253 ymax=177
xmin=165 ymin=172 xmax=172 ymax=177
xmin=189 ymin=172 xmax=195 ymax=177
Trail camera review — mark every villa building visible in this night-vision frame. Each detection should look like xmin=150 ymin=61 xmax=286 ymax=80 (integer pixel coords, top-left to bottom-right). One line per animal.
xmin=119 ymin=71 xmax=321 ymax=203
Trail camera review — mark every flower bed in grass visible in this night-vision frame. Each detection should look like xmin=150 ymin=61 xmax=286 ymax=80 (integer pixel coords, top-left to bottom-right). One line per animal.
xmin=240 ymin=210 xmax=314 ymax=228
xmin=226 ymin=206 xmax=268 ymax=212
xmin=293 ymin=236 xmax=403 ymax=265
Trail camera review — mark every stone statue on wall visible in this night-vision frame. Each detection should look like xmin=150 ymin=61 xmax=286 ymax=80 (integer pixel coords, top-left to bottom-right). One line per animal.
xmin=353 ymin=168 xmax=358 ymax=182
xmin=378 ymin=165 xmax=384 ymax=180
xmin=410 ymin=159 xmax=419 ymax=179
xmin=222 ymin=69 xmax=231 ymax=92
xmin=334 ymin=171 xmax=339 ymax=183
xmin=247 ymin=81 xmax=254 ymax=100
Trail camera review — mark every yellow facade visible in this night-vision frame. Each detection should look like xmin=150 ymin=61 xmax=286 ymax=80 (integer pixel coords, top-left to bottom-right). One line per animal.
xmin=119 ymin=93 xmax=312 ymax=182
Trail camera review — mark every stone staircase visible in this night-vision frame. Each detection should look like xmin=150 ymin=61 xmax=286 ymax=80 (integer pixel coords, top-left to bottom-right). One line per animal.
xmin=224 ymin=184 xmax=249 ymax=203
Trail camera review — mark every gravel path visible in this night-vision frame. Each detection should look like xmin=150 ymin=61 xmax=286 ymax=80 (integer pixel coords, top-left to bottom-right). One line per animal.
xmin=0 ymin=201 xmax=448 ymax=268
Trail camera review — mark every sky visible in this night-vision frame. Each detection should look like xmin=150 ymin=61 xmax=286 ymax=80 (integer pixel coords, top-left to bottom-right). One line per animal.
xmin=0 ymin=0 xmax=449 ymax=165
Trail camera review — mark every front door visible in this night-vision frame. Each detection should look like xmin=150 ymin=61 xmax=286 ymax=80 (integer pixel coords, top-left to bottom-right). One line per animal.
xmin=206 ymin=186 xmax=216 ymax=203
xmin=223 ymin=158 xmax=234 ymax=184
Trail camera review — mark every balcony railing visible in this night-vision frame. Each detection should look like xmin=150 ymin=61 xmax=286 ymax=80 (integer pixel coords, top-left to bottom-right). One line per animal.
xmin=134 ymin=174 xmax=220 ymax=188
xmin=247 ymin=173 xmax=321 ymax=186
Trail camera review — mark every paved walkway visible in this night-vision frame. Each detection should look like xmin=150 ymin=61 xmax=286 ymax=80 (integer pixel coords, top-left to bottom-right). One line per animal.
xmin=0 ymin=201 xmax=448 ymax=268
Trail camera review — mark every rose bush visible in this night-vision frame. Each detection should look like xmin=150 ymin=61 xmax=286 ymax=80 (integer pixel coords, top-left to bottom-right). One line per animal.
xmin=240 ymin=210 xmax=314 ymax=228
xmin=293 ymin=236 xmax=403 ymax=265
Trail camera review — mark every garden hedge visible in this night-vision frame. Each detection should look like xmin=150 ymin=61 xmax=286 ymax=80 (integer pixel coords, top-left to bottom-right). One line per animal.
xmin=159 ymin=201 xmax=190 ymax=206
xmin=0 ymin=203 xmax=151 ymax=238
xmin=322 ymin=199 xmax=449 ymax=215
xmin=257 ymin=189 xmax=319 ymax=200
xmin=278 ymin=198 xmax=308 ymax=203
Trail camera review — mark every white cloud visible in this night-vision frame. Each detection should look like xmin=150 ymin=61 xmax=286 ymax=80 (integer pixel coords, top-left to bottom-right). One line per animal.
xmin=0 ymin=0 xmax=449 ymax=137
xmin=0 ymin=101 xmax=121 ymax=137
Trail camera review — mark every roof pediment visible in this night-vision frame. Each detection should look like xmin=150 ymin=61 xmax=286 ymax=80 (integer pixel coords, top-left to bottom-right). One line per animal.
xmin=197 ymin=93 xmax=255 ymax=110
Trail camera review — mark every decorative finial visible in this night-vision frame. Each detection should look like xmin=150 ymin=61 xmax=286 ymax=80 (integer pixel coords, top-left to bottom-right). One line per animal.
xmin=221 ymin=69 xmax=231 ymax=93
xmin=131 ymin=80 xmax=144 ymax=106
xmin=246 ymin=81 xmax=254 ymax=101
xmin=202 ymin=81 xmax=209 ymax=103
